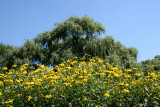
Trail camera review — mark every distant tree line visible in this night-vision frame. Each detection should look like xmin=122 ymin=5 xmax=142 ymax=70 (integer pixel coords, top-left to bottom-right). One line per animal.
xmin=0 ymin=16 xmax=141 ymax=70
xmin=140 ymin=55 xmax=160 ymax=73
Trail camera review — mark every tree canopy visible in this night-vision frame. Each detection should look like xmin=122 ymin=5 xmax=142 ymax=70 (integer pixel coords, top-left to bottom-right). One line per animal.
xmin=0 ymin=15 xmax=139 ymax=70
xmin=0 ymin=43 xmax=13 ymax=56
xmin=83 ymin=36 xmax=138 ymax=67
xmin=141 ymin=55 xmax=160 ymax=73
xmin=35 ymin=16 xmax=105 ymax=55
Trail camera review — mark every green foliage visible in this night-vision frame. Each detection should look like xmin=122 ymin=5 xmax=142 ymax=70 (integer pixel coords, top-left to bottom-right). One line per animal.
xmin=83 ymin=36 xmax=138 ymax=67
xmin=18 ymin=40 xmax=46 ymax=64
xmin=0 ymin=43 xmax=14 ymax=70
xmin=33 ymin=15 xmax=106 ymax=66
xmin=0 ymin=57 xmax=159 ymax=106
xmin=51 ymin=15 xmax=105 ymax=54
xmin=0 ymin=40 xmax=45 ymax=70
xmin=0 ymin=15 xmax=159 ymax=106
xmin=0 ymin=15 xmax=139 ymax=70
xmin=0 ymin=43 xmax=13 ymax=56
xmin=52 ymin=15 xmax=105 ymax=41
xmin=51 ymin=48 xmax=74 ymax=65
xmin=141 ymin=55 xmax=160 ymax=74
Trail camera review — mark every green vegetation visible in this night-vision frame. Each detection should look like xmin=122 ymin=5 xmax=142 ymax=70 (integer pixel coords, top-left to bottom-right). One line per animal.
xmin=0 ymin=43 xmax=14 ymax=69
xmin=141 ymin=55 xmax=160 ymax=75
xmin=0 ymin=15 xmax=159 ymax=106
xmin=0 ymin=16 xmax=138 ymax=70
xmin=0 ymin=56 xmax=159 ymax=107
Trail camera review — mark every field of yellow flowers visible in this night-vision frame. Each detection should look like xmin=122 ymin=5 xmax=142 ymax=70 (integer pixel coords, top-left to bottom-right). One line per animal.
xmin=0 ymin=56 xmax=160 ymax=107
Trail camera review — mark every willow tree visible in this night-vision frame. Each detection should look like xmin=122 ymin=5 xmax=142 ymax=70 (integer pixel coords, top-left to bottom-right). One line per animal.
xmin=0 ymin=40 xmax=45 ymax=70
xmin=0 ymin=43 xmax=14 ymax=70
xmin=141 ymin=55 xmax=160 ymax=73
xmin=51 ymin=15 xmax=105 ymax=55
xmin=1 ymin=16 xmax=139 ymax=69
xmin=34 ymin=15 xmax=105 ymax=65
xmin=83 ymin=36 xmax=138 ymax=67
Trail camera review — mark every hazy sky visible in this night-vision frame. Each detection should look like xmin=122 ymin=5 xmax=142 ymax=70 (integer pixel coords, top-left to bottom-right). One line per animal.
xmin=0 ymin=0 xmax=160 ymax=62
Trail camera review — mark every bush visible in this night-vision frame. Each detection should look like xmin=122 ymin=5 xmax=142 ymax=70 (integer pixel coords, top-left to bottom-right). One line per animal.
xmin=0 ymin=56 xmax=159 ymax=107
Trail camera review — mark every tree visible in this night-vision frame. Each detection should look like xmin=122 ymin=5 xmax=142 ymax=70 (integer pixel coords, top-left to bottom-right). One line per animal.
xmin=83 ymin=36 xmax=138 ymax=67
xmin=1 ymin=15 xmax=139 ymax=70
xmin=18 ymin=40 xmax=45 ymax=64
xmin=51 ymin=15 xmax=105 ymax=54
xmin=0 ymin=43 xmax=13 ymax=56
xmin=34 ymin=15 xmax=106 ymax=65
xmin=0 ymin=43 xmax=14 ymax=70
xmin=0 ymin=40 xmax=45 ymax=70
xmin=141 ymin=55 xmax=160 ymax=72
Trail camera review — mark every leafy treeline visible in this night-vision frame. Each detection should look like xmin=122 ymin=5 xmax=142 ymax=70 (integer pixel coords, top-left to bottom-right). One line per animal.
xmin=0 ymin=43 xmax=14 ymax=68
xmin=1 ymin=15 xmax=157 ymax=70
xmin=0 ymin=43 xmax=13 ymax=56
xmin=140 ymin=55 xmax=160 ymax=73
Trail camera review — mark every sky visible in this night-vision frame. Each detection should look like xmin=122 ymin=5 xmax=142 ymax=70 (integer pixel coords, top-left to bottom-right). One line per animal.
xmin=0 ymin=0 xmax=160 ymax=62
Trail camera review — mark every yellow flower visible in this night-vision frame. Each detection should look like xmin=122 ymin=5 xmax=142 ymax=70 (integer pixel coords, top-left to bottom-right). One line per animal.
xmin=70 ymin=61 xmax=75 ymax=65
xmin=0 ymin=81 xmax=3 ymax=86
xmin=12 ymin=64 xmax=17 ymax=67
xmin=64 ymin=83 xmax=72 ymax=87
xmin=16 ymin=80 xmax=20 ymax=83
xmin=11 ymin=91 xmax=15 ymax=94
xmin=104 ymin=93 xmax=110 ymax=97
xmin=118 ymin=82 xmax=125 ymax=86
xmin=133 ymin=67 xmax=138 ymax=70
xmin=88 ymin=73 xmax=93 ymax=77
xmin=2 ymin=66 xmax=8 ymax=70
xmin=83 ymin=97 xmax=88 ymax=101
xmin=135 ymin=73 xmax=141 ymax=76
xmin=59 ymin=63 xmax=65 ymax=67
xmin=124 ymin=89 xmax=130 ymax=93
xmin=125 ymin=69 xmax=132 ymax=72
xmin=74 ymin=56 xmax=78 ymax=59
xmin=24 ymin=63 xmax=29 ymax=66
xmin=39 ymin=64 xmax=45 ymax=69
xmin=5 ymin=99 xmax=13 ymax=104
xmin=66 ymin=66 xmax=72 ymax=70
xmin=124 ymin=74 xmax=131 ymax=78
xmin=100 ymin=72 xmax=106 ymax=76
xmin=150 ymin=72 xmax=157 ymax=77
xmin=28 ymin=96 xmax=32 ymax=101
xmin=0 ymin=74 xmax=4 ymax=78
xmin=98 ymin=59 xmax=103 ymax=63
xmin=146 ymin=76 xmax=150 ymax=78
xmin=37 ymin=78 xmax=42 ymax=82
xmin=125 ymin=83 xmax=129 ymax=87
xmin=45 ymin=94 xmax=52 ymax=98
xmin=67 ymin=59 xmax=70 ymax=63
xmin=114 ymin=73 xmax=121 ymax=77
xmin=0 ymin=92 xmax=2 ymax=95
xmin=96 ymin=105 xmax=101 ymax=107
xmin=15 ymin=94 xmax=21 ymax=98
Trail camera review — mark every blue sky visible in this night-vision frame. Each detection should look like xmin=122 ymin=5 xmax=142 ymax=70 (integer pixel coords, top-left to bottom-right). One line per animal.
xmin=0 ymin=0 xmax=160 ymax=62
